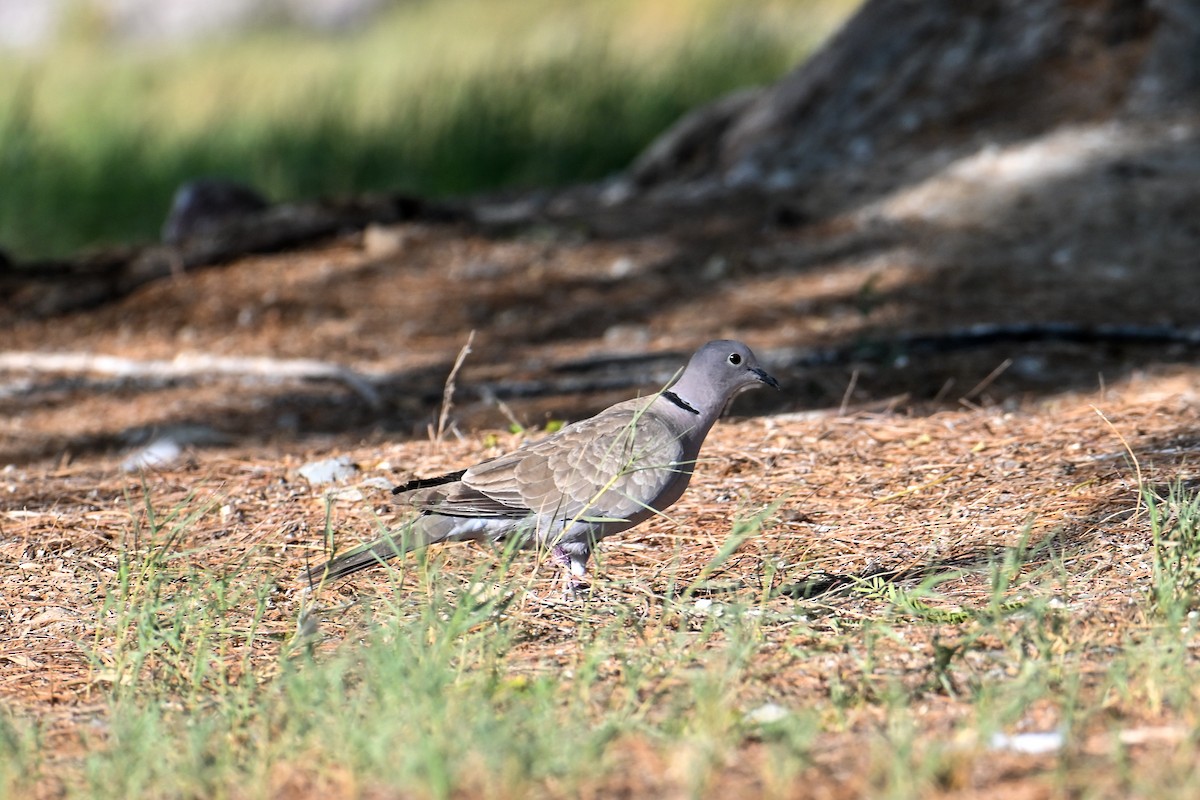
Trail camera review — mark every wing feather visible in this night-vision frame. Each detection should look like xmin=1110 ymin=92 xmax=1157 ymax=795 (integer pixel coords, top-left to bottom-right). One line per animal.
xmin=402 ymin=398 xmax=693 ymax=524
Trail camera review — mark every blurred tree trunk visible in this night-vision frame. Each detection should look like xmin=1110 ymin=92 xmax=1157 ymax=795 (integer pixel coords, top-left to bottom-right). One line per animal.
xmin=629 ymin=0 xmax=1200 ymax=191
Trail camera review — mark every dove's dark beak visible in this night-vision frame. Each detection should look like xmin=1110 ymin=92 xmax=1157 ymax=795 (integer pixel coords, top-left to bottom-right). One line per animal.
xmin=752 ymin=367 xmax=780 ymax=390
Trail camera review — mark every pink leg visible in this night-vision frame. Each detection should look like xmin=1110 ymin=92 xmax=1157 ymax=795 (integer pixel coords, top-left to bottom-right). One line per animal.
xmin=551 ymin=544 xmax=590 ymax=596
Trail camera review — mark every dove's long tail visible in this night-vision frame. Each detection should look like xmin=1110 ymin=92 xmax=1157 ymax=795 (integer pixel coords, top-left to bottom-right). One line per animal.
xmin=302 ymin=517 xmax=449 ymax=587
xmin=303 ymin=538 xmax=409 ymax=586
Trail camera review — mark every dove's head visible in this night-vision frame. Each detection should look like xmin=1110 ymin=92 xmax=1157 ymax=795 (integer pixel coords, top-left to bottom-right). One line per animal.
xmin=669 ymin=340 xmax=779 ymax=416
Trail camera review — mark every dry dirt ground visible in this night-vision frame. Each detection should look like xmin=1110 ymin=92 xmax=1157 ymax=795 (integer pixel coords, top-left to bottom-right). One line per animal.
xmin=4 ymin=115 xmax=1200 ymax=796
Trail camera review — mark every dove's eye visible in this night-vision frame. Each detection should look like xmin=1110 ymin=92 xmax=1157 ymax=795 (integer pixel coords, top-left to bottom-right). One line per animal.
xmin=727 ymin=353 xmax=742 ymax=366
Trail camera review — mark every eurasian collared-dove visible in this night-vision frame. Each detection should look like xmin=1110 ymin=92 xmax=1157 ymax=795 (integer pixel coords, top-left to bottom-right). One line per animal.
xmin=303 ymin=340 xmax=778 ymax=590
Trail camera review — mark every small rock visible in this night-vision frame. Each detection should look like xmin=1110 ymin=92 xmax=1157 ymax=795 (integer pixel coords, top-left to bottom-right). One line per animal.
xmin=701 ymin=255 xmax=728 ymax=281
xmin=744 ymin=702 xmax=790 ymax=725
xmin=609 ymin=257 xmax=636 ymax=278
xmin=121 ymin=437 xmax=183 ymax=472
xmin=298 ymin=456 xmax=358 ymax=486
xmin=692 ymin=598 xmax=725 ymax=616
xmin=989 ymin=730 xmax=1065 ymax=755
xmin=362 ymin=224 xmax=407 ymax=258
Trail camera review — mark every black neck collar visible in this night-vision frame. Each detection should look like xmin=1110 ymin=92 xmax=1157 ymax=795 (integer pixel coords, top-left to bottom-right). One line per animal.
xmin=662 ymin=389 xmax=700 ymax=415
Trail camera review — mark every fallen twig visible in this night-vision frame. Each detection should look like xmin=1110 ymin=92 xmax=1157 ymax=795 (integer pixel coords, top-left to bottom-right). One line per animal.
xmin=433 ymin=330 xmax=475 ymax=446
xmin=0 ymin=350 xmax=383 ymax=409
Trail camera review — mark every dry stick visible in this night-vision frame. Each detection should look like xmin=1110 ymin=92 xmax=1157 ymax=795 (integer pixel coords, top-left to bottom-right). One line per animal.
xmin=1093 ymin=406 xmax=1145 ymax=525
xmin=932 ymin=377 xmax=956 ymax=405
xmin=434 ymin=330 xmax=475 ymax=447
xmin=491 ymin=396 xmax=528 ymax=433
xmin=838 ymin=369 xmax=860 ymax=417
xmin=0 ymin=350 xmax=382 ymax=409
xmin=960 ymin=357 xmax=1013 ymax=404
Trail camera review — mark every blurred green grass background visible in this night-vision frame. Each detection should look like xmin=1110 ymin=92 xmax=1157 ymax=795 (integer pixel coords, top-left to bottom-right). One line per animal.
xmin=0 ymin=0 xmax=857 ymax=260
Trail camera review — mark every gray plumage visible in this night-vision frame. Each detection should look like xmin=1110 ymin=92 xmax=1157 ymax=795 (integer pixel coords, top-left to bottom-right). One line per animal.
xmin=303 ymin=340 xmax=778 ymax=589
